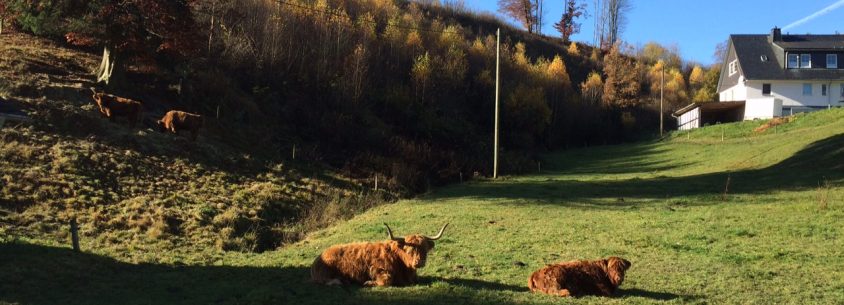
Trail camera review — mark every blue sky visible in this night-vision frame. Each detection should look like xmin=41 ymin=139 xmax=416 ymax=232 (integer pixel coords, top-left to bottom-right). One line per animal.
xmin=461 ymin=0 xmax=844 ymax=65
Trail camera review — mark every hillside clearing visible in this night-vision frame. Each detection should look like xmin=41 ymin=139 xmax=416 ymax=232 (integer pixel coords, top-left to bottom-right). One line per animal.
xmin=3 ymin=109 xmax=844 ymax=304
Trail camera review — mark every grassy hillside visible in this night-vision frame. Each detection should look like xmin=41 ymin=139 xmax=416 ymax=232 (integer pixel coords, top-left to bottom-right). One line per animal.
xmin=4 ymin=106 xmax=843 ymax=304
xmin=0 ymin=32 xmax=392 ymax=261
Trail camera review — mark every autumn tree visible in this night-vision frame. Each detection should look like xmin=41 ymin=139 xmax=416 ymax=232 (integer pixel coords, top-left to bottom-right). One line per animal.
xmin=554 ymin=0 xmax=586 ymax=42
xmin=545 ymin=55 xmax=572 ymax=131
xmin=594 ymin=0 xmax=630 ymax=48
xmin=688 ymin=64 xmax=705 ymax=97
xmin=638 ymin=42 xmax=682 ymax=68
xmin=504 ymin=84 xmax=550 ymax=147
xmin=648 ymin=60 xmax=688 ymax=109
xmin=65 ymin=0 xmax=198 ymax=85
xmin=0 ymin=2 xmax=9 ymax=35
xmin=602 ymin=44 xmax=640 ymax=108
xmin=498 ymin=0 xmax=537 ymax=33
xmin=567 ymin=41 xmax=579 ymax=55
xmin=581 ymin=71 xmax=603 ymax=104
xmin=693 ymin=65 xmax=721 ymax=102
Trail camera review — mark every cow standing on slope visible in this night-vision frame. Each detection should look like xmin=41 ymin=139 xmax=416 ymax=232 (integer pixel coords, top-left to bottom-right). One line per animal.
xmin=90 ymin=88 xmax=143 ymax=128
xmin=311 ymin=223 xmax=449 ymax=287
xmin=156 ymin=110 xmax=204 ymax=141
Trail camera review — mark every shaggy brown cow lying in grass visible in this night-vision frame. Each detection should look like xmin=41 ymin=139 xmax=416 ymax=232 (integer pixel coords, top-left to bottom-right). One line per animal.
xmin=90 ymin=88 xmax=142 ymax=128
xmin=156 ymin=110 xmax=204 ymax=141
xmin=528 ymin=256 xmax=631 ymax=297
xmin=311 ymin=223 xmax=449 ymax=287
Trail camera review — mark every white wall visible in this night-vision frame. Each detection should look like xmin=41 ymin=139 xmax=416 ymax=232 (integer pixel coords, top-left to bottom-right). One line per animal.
xmin=719 ymin=76 xmax=747 ymax=102
xmin=744 ymin=98 xmax=783 ymax=120
xmin=746 ymin=80 xmax=844 ymax=107
xmin=678 ymin=108 xmax=700 ymax=130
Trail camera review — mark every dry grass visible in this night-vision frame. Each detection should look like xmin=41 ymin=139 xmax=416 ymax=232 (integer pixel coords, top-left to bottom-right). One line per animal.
xmin=0 ymin=32 xmax=394 ymax=261
xmin=753 ymin=116 xmax=793 ymax=133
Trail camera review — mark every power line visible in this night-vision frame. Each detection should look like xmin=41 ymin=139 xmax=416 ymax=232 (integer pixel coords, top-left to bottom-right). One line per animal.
xmin=274 ymin=0 xmax=462 ymax=35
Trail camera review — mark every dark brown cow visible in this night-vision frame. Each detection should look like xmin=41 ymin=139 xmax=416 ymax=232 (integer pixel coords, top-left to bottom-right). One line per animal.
xmin=156 ymin=110 xmax=204 ymax=141
xmin=528 ymin=256 xmax=631 ymax=297
xmin=311 ymin=223 xmax=449 ymax=287
xmin=90 ymin=88 xmax=142 ymax=128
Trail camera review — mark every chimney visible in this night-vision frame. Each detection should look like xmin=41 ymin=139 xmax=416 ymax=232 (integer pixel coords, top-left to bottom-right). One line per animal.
xmin=770 ymin=27 xmax=782 ymax=43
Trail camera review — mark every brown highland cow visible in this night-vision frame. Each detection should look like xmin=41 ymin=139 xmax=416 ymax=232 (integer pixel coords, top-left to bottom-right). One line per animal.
xmin=90 ymin=88 xmax=142 ymax=128
xmin=311 ymin=223 xmax=449 ymax=287
xmin=528 ymin=256 xmax=631 ymax=297
xmin=157 ymin=110 xmax=204 ymax=141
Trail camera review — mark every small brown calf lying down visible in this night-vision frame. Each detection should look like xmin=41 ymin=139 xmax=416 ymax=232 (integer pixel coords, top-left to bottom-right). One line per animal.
xmin=157 ymin=110 xmax=204 ymax=141
xmin=528 ymin=256 xmax=631 ymax=297
xmin=90 ymin=88 xmax=142 ymax=128
xmin=311 ymin=223 xmax=448 ymax=287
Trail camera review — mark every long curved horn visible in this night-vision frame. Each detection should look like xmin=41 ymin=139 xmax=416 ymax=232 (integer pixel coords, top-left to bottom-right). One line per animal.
xmin=426 ymin=223 xmax=449 ymax=240
xmin=384 ymin=223 xmax=403 ymax=241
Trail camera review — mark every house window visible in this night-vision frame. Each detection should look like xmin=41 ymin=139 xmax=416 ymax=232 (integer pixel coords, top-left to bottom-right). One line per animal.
xmin=828 ymin=54 xmax=838 ymax=69
xmin=822 ymin=84 xmax=828 ymax=96
xmin=803 ymin=83 xmax=813 ymax=96
xmin=729 ymin=60 xmax=738 ymax=76
xmin=788 ymin=54 xmax=799 ymax=68
xmin=801 ymin=54 xmax=812 ymax=68
xmin=762 ymin=83 xmax=771 ymax=95
xmin=840 ymin=84 xmax=844 ymax=99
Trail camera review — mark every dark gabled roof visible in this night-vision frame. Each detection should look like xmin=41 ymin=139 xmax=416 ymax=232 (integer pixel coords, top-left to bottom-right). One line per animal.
xmin=732 ymin=35 xmax=844 ymax=81
xmin=774 ymin=34 xmax=844 ymax=50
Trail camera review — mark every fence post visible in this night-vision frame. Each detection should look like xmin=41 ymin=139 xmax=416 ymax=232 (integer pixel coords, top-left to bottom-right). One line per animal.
xmin=70 ymin=218 xmax=80 ymax=252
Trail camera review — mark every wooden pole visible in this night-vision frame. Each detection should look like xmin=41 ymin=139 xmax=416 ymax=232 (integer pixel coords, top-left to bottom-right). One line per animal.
xmin=374 ymin=174 xmax=378 ymax=191
xmin=70 ymin=218 xmax=80 ymax=252
xmin=660 ymin=64 xmax=664 ymax=137
xmin=292 ymin=144 xmax=296 ymax=160
xmin=493 ymin=28 xmax=501 ymax=179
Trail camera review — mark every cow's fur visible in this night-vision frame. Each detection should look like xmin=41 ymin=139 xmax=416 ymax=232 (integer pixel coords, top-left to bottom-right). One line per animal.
xmin=90 ymin=89 xmax=142 ymax=128
xmin=156 ymin=110 xmax=204 ymax=141
xmin=528 ymin=256 xmax=631 ymax=297
xmin=311 ymin=223 xmax=448 ymax=287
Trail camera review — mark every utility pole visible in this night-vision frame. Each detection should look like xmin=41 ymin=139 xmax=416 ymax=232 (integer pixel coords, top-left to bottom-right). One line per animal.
xmin=494 ymin=28 xmax=501 ymax=179
xmin=660 ymin=63 xmax=664 ymax=137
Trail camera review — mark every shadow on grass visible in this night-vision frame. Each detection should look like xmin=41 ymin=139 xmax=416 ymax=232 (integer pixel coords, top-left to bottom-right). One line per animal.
xmin=430 ymin=133 xmax=844 ymax=206
xmin=0 ymin=242 xmax=529 ymax=305
xmin=619 ymin=288 xmax=697 ymax=301
xmin=540 ymin=143 xmax=691 ymax=176
xmin=420 ymin=276 xmax=528 ymax=293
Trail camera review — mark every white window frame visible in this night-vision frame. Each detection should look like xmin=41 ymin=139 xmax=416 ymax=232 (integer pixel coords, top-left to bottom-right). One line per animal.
xmin=822 ymin=84 xmax=828 ymax=96
xmin=800 ymin=54 xmax=812 ymax=68
xmin=787 ymin=54 xmax=799 ymax=69
xmin=803 ymin=83 xmax=813 ymax=96
xmin=728 ymin=60 xmax=738 ymax=76
xmin=827 ymin=54 xmax=838 ymax=69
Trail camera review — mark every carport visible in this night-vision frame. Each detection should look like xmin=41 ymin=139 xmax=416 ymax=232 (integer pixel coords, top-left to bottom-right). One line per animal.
xmin=673 ymin=101 xmax=745 ymax=130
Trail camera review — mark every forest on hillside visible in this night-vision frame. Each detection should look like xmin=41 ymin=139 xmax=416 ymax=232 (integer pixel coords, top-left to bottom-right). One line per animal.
xmin=0 ymin=0 xmax=722 ymax=194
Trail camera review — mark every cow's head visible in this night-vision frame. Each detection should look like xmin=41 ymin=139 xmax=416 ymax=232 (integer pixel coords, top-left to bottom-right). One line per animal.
xmin=155 ymin=119 xmax=166 ymax=132
xmin=384 ymin=223 xmax=448 ymax=269
xmin=604 ymin=256 xmax=632 ymax=286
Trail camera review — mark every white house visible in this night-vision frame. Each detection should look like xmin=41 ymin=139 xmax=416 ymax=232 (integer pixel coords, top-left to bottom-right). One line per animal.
xmin=676 ymin=28 xmax=844 ymax=130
